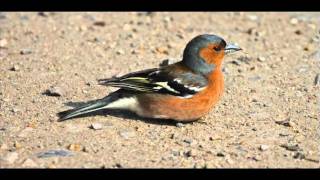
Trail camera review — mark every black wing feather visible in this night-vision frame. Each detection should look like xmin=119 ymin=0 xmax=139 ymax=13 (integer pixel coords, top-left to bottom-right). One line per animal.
xmin=98 ymin=64 xmax=208 ymax=97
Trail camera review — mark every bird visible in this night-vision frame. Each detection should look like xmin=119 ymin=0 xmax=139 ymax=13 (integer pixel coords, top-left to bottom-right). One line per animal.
xmin=58 ymin=34 xmax=241 ymax=122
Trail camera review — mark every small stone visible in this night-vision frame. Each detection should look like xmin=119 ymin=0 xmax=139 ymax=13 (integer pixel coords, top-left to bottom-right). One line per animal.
xmin=275 ymin=118 xmax=292 ymax=127
xmin=172 ymin=150 xmax=181 ymax=156
xmin=279 ymin=133 xmax=289 ymax=137
xmin=93 ymin=37 xmax=104 ymax=43
xmin=257 ymin=56 xmax=266 ymax=62
xmin=22 ymin=158 xmax=38 ymax=167
xmin=314 ymin=74 xmax=320 ymax=86
xmin=68 ymin=144 xmax=82 ymax=151
xmin=226 ymin=157 xmax=234 ymax=164
xmin=0 ymin=39 xmax=8 ymax=48
xmin=164 ymin=16 xmax=173 ymax=23
xmin=119 ymin=130 xmax=136 ymax=139
xmin=83 ymin=146 xmax=91 ymax=153
xmin=259 ymin=144 xmax=269 ymax=151
xmin=38 ymin=12 xmax=48 ymax=17
xmin=281 ymin=144 xmax=300 ymax=151
xmin=184 ymin=139 xmax=197 ymax=146
xmin=231 ymin=60 xmax=241 ymax=66
xmin=10 ymin=65 xmax=20 ymax=71
xmin=247 ymin=15 xmax=258 ymax=21
xmin=14 ymin=142 xmax=22 ymax=149
xmin=11 ymin=108 xmax=19 ymax=113
xmin=116 ymin=49 xmax=125 ymax=55
xmin=294 ymin=30 xmax=302 ymax=35
xmin=37 ymin=150 xmax=74 ymax=158
xmin=93 ymin=21 xmax=106 ymax=27
xmin=155 ymin=47 xmax=169 ymax=55
xmin=290 ymin=18 xmax=298 ymax=25
xmin=1 ymin=152 xmax=19 ymax=164
xmin=159 ymin=59 xmax=174 ymax=67
xmin=185 ymin=150 xmax=197 ymax=157
xmin=293 ymin=152 xmax=305 ymax=159
xmin=20 ymin=48 xmax=32 ymax=55
xmin=216 ymin=152 xmax=225 ymax=157
xmin=251 ymin=156 xmax=262 ymax=161
xmin=44 ymin=86 xmax=64 ymax=97
xmin=176 ymin=123 xmax=185 ymax=128
xmin=90 ymin=123 xmax=103 ymax=130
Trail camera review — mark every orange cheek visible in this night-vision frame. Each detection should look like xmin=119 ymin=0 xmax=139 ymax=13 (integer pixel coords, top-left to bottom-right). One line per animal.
xmin=199 ymin=47 xmax=225 ymax=65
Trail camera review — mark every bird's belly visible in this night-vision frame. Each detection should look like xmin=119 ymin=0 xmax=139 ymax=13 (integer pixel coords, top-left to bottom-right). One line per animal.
xmin=137 ymin=81 xmax=224 ymax=121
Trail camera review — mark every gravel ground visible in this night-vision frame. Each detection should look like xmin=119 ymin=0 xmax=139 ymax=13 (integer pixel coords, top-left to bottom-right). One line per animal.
xmin=0 ymin=12 xmax=319 ymax=168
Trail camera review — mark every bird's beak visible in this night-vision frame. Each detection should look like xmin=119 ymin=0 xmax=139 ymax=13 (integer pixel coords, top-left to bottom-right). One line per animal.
xmin=225 ymin=43 xmax=242 ymax=54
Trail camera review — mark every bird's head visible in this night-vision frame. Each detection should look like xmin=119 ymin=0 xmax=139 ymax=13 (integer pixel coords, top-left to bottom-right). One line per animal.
xmin=182 ymin=34 xmax=241 ymax=75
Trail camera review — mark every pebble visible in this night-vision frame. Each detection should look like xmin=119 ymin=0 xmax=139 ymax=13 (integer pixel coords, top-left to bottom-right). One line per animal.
xmin=116 ymin=49 xmax=125 ymax=55
xmin=226 ymin=157 xmax=234 ymax=165
xmin=314 ymin=74 xmax=320 ymax=86
xmin=38 ymin=12 xmax=48 ymax=17
xmin=14 ymin=142 xmax=22 ymax=149
xmin=1 ymin=152 xmax=19 ymax=164
xmin=247 ymin=15 xmax=258 ymax=21
xmin=37 ymin=150 xmax=74 ymax=158
xmin=11 ymin=108 xmax=20 ymax=113
xmin=155 ymin=47 xmax=169 ymax=55
xmin=257 ymin=56 xmax=266 ymax=62
xmin=0 ymin=39 xmax=8 ymax=48
xmin=159 ymin=59 xmax=174 ymax=67
xmin=183 ymin=139 xmax=197 ymax=146
xmin=216 ymin=152 xmax=225 ymax=157
xmin=290 ymin=18 xmax=298 ymax=25
xmin=90 ymin=123 xmax=103 ymax=130
xmin=281 ymin=144 xmax=300 ymax=151
xmin=10 ymin=65 xmax=20 ymax=71
xmin=44 ymin=86 xmax=64 ymax=97
xmin=164 ymin=16 xmax=173 ymax=23
xmin=231 ymin=60 xmax=241 ymax=66
xmin=275 ymin=118 xmax=294 ymax=127
xmin=294 ymin=30 xmax=302 ymax=35
xmin=293 ymin=152 xmax=305 ymax=159
xmin=93 ymin=21 xmax=106 ymax=27
xmin=238 ymin=56 xmax=252 ymax=64
xmin=22 ymin=158 xmax=38 ymax=167
xmin=259 ymin=144 xmax=269 ymax=151
xmin=119 ymin=130 xmax=136 ymax=139
xmin=185 ymin=150 xmax=197 ymax=157
xmin=20 ymin=48 xmax=32 ymax=55
xmin=172 ymin=150 xmax=182 ymax=156
xmin=68 ymin=144 xmax=82 ymax=151
xmin=176 ymin=123 xmax=185 ymax=128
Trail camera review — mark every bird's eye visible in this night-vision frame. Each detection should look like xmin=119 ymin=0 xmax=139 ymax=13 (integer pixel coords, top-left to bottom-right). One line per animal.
xmin=213 ymin=46 xmax=221 ymax=51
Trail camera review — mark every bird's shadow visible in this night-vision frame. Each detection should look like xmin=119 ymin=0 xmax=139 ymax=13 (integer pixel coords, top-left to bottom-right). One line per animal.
xmin=58 ymin=100 xmax=182 ymax=126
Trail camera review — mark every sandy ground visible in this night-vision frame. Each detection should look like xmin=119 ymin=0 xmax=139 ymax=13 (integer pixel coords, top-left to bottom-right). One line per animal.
xmin=0 ymin=12 xmax=319 ymax=168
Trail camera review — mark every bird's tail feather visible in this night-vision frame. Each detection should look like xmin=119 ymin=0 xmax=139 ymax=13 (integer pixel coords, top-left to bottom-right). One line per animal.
xmin=58 ymin=97 xmax=111 ymax=121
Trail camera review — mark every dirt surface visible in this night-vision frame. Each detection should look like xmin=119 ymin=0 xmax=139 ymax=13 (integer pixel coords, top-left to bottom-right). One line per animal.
xmin=0 ymin=12 xmax=319 ymax=168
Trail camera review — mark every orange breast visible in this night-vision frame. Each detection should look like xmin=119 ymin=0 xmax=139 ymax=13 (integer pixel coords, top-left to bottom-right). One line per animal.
xmin=137 ymin=70 xmax=224 ymax=121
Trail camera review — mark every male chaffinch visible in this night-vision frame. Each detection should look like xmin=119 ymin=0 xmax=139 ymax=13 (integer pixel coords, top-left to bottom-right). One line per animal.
xmin=58 ymin=34 xmax=241 ymax=122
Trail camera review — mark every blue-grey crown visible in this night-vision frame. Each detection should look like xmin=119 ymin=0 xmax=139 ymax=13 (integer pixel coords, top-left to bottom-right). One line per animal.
xmin=182 ymin=34 xmax=226 ymax=75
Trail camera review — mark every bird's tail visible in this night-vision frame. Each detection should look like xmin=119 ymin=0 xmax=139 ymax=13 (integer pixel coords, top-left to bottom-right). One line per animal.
xmin=58 ymin=97 xmax=112 ymax=121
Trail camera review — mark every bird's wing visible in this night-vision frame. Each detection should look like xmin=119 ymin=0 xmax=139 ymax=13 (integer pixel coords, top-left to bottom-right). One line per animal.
xmin=98 ymin=63 xmax=208 ymax=98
